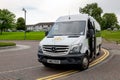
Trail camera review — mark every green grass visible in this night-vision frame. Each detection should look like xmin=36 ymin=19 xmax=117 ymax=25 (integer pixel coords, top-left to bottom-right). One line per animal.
xmin=0 ymin=42 xmax=16 ymax=47
xmin=0 ymin=31 xmax=120 ymax=44
xmin=102 ymin=30 xmax=120 ymax=43
xmin=0 ymin=32 xmax=45 ymax=40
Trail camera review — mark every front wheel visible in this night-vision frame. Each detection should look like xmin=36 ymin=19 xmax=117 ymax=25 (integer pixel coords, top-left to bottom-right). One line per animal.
xmin=79 ymin=56 xmax=89 ymax=70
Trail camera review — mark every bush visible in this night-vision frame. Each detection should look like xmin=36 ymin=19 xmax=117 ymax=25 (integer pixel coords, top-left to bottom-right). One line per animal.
xmin=0 ymin=42 xmax=16 ymax=47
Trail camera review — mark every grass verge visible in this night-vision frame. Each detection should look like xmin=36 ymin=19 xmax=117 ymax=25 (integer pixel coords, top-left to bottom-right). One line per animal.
xmin=0 ymin=42 xmax=16 ymax=47
xmin=102 ymin=30 xmax=120 ymax=44
xmin=0 ymin=31 xmax=120 ymax=44
xmin=0 ymin=31 xmax=45 ymax=40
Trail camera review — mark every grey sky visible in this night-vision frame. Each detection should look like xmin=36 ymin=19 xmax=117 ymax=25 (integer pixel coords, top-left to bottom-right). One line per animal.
xmin=0 ymin=0 xmax=120 ymax=24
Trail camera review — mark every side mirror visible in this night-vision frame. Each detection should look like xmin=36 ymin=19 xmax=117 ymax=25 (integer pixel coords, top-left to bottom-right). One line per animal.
xmin=45 ymin=31 xmax=48 ymax=36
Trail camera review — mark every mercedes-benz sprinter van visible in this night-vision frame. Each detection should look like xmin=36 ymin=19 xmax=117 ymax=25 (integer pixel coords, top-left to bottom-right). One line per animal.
xmin=38 ymin=14 xmax=102 ymax=70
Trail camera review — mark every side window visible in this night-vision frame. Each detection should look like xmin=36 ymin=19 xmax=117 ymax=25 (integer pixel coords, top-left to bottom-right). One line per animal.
xmin=95 ymin=22 xmax=101 ymax=37
xmin=88 ymin=19 xmax=93 ymax=29
xmin=92 ymin=22 xmax=95 ymax=29
xmin=87 ymin=19 xmax=95 ymax=38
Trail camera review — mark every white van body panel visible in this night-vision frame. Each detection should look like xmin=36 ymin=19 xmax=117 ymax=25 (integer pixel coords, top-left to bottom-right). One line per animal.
xmin=38 ymin=14 xmax=102 ymax=67
xmin=40 ymin=36 xmax=86 ymax=56
xmin=56 ymin=14 xmax=88 ymax=22
xmin=39 ymin=14 xmax=102 ymax=56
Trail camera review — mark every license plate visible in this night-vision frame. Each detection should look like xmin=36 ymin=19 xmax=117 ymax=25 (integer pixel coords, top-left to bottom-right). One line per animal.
xmin=47 ymin=59 xmax=61 ymax=64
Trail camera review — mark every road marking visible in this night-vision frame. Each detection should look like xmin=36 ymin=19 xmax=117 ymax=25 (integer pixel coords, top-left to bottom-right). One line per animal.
xmin=46 ymin=71 xmax=78 ymax=80
xmin=37 ymin=70 xmax=78 ymax=80
xmin=89 ymin=49 xmax=109 ymax=67
xmin=37 ymin=49 xmax=109 ymax=80
xmin=0 ymin=65 xmax=42 ymax=74
xmin=0 ymin=45 xmax=30 ymax=53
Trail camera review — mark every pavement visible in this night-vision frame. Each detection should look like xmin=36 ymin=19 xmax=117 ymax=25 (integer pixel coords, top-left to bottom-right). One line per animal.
xmin=56 ymin=40 xmax=120 ymax=80
xmin=0 ymin=40 xmax=119 ymax=80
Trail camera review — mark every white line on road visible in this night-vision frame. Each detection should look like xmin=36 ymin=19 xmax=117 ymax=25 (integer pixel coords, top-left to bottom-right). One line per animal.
xmin=0 ymin=45 xmax=30 ymax=53
xmin=0 ymin=65 xmax=43 ymax=74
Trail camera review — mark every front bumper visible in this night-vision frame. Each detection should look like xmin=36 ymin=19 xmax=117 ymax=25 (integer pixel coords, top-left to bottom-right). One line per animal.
xmin=37 ymin=53 xmax=85 ymax=64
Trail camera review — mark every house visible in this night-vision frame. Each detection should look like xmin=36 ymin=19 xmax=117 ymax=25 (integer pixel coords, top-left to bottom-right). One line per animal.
xmin=27 ymin=22 xmax=54 ymax=31
xmin=26 ymin=25 xmax=34 ymax=31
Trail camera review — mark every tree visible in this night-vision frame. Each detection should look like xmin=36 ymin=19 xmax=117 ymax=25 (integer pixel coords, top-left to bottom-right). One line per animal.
xmin=79 ymin=3 xmax=103 ymax=25
xmin=0 ymin=9 xmax=16 ymax=35
xmin=102 ymin=13 xmax=118 ymax=30
xmin=16 ymin=17 xmax=26 ymax=30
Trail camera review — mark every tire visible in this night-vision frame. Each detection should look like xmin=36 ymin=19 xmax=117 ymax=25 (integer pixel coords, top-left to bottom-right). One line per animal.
xmin=79 ymin=56 xmax=89 ymax=70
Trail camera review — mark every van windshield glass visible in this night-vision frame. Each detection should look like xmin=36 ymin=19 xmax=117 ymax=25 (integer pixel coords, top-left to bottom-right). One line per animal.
xmin=48 ymin=21 xmax=86 ymax=36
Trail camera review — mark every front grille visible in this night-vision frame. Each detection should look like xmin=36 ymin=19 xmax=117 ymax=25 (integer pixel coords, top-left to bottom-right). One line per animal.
xmin=43 ymin=45 xmax=69 ymax=53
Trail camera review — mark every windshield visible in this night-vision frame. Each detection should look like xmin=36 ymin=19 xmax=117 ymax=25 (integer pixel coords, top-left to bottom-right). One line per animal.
xmin=47 ymin=21 xmax=86 ymax=37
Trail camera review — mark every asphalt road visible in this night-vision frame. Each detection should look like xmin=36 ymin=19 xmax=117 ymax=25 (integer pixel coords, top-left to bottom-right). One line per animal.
xmin=0 ymin=40 xmax=120 ymax=80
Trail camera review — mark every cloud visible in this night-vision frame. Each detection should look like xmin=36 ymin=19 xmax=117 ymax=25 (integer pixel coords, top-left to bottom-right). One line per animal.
xmin=0 ymin=0 xmax=120 ymax=24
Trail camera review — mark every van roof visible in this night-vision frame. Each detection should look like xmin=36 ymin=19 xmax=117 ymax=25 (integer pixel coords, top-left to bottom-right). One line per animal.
xmin=56 ymin=14 xmax=89 ymax=22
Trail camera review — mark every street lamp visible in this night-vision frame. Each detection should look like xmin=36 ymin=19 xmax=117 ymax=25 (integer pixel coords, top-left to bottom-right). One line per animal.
xmin=22 ymin=8 xmax=27 ymax=40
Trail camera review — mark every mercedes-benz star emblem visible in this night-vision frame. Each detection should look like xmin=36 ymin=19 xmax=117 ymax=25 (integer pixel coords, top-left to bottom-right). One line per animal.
xmin=52 ymin=47 xmax=56 ymax=52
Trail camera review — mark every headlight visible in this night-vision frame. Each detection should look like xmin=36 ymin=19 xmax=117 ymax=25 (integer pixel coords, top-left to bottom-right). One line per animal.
xmin=70 ymin=44 xmax=82 ymax=54
xmin=38 ymin=46 xmax=43 ymax=53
